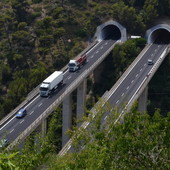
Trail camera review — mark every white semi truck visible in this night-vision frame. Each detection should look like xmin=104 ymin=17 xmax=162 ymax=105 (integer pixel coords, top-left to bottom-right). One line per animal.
xmin=68 ymin=54 xmax=87 ymax=72
xmin=39 ymin=71 xmax=63 ymax=97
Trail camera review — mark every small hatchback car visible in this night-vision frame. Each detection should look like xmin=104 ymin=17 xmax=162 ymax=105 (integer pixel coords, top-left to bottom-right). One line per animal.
xmin=148 ymin=59 xmax=153 ymax=65
xmin=16 ymin=108 xmax=27 ymax=118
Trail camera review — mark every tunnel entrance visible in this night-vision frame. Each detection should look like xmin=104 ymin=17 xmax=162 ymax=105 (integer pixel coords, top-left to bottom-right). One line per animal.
xmin=101 ymin=25 xmax=121 ymax=40
xmin=94 ymin=20 xmax=127 ymax=42
xmin=152 ymin=29 xmax=170 ymax=44
xmin=146 ymin=24 xmax=170 ymax=44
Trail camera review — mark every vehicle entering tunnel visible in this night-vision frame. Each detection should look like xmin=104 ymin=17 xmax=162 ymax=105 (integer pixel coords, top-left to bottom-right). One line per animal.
xmin=101 ymin=25 xmax=121 ymax=40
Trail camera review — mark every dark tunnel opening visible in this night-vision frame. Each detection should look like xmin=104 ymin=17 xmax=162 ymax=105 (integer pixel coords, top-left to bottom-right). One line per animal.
xmin=151 ymin=29 xmax=170 ymax=44
xmin=101 ymin=25 xmax=121 ymax=40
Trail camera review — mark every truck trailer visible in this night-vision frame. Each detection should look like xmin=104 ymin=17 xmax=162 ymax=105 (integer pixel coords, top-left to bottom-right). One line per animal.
xmin=39 ymin=71 xmax=63 ymax=97
xmin=68 ymin=54 xmax=87 ymax=72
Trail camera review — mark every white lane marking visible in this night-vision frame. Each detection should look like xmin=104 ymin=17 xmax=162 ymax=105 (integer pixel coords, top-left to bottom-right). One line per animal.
xmin=140 ymin=68 xmax=142 ymax=72
xmin=104 ymin=116 xmax=108 ymax=120
xmin=20 ymin=119 xmax=24 ymax=124
xmin=144 ymin=63 xmax=146 ymax=66
xmin=101 ymin=46 xmax=103 ymax=49
xmin=96 ymin=51 xmax=99 ymax=54
xmin=63 ymin=69 xmax=68 ymax=75
xmin=29 ymin=111 xmax=34 ymax=115
xmin=10 ymin=129 xmax=14 ymax=133
xmin=0 ymin=116 xmax=16 ymax=131
xmin=116 ymin=100 xmax=119 ymax=104
xmin=136 ymin=74 xmax=138 ymax=77
xmin=158 ymin=45 xmax=160 ymax=47
xmin=114 ymin=76 xmax=148 ymax=125
xmin=38 ymin=103 xmax=42 ymax=107
xmin=126 ymin=86 xmax=129 ymax=90
xmin=103 ymin=43 xmax=154 ymax=106
xmin=105 ymin=42 xmax=108 ymax=45
xmin=91 ymin=55 xmax=94 ymax=58
xmin=26 ymin=95 xmax=39 ymax=108
xmin=86 ymin=41 xmax=100 ymax=55
xmin=68 ymin=76 xmax=71 ymax=79
xmin=121 ymin=93 xmax=124 ymax=97
xmin=131 ymin=80 xmax=134 ymax=83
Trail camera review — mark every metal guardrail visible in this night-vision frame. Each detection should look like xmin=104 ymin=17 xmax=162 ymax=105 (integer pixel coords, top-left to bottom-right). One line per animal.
xmin=58 ymin=91 xmax=109 ymax=156
xmin=0 ymin=89 xmax=39 ymax=129
xmin=113 ymin=45 xmax=170 ymax=124
xmin=58 ymin=44 xmax=153 ymax=155
xmin=58 ymin=44 xmax=170 ymax=155
xmin=0 ymin=41 xmax=98 ymax=129
xmin=126 ymin=45 xmax=170 ymax=112
xmin=105 ymin=44 xmax=152 ymax=99
xmin=7 ymin=41 xmax=118 ymax=150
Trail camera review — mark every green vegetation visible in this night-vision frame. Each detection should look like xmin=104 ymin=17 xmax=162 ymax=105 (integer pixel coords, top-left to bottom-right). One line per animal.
xmin=93 ymin=38 xmax=146 ymax=98
xmin=148 ymin=54 xmax=170 ymax=116
xmin=49 ymin=103 xmax=170 ymax=169
xmin=0 ymin=0 xmax=169 ymax=168
xmin=0 ymin=0 xmax=169 ymax=116
xmin=0 ymin=102 xmax=169 ymax=169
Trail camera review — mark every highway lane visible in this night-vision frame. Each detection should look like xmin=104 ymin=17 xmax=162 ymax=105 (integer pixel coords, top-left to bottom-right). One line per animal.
xmin=59 ymin=40 xmax=169 ymax=155
xmin=104 ymin=42 xmax=169 ymax=118
xmin=0 ymin=39 xmax=117 ymax=143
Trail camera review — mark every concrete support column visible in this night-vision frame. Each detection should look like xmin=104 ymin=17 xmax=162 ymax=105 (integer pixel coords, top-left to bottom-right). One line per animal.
xmin=138 ymin=85 xmax=148 ymax=113
xmin=41 ymin=118 xmax=47 ymax=137
xmin=77 ymin=79 xmax=87 ymax=127
xmin=62 ymin=94 xmax=72 ymax=147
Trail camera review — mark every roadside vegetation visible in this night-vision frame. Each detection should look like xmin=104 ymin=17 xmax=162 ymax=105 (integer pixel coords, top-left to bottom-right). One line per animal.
xmin=0 ymin=0 xmax=169 ymax=117
xmin=0 ymin=102 xmax=169 ymax=169
xmin=0 ymin=0 xmax=169 ymax=168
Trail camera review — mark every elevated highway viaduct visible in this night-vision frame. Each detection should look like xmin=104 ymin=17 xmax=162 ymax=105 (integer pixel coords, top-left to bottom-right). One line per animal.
xmin=59 ymin=23 xmax=170 ymax=155
xmin=0 ymin=20 xmax=127 ymax=149
xmin=0 ymin=20 xmax=169 ymax=151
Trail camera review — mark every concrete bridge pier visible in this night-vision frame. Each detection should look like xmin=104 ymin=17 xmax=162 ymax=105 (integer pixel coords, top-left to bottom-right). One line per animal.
xmin=62 ymin=93 xmax=73 ymax=147
xmin=138 ymin=85 xmax=148 ymax=113
xmin=76 ymin=79 xmax=87 ymax=127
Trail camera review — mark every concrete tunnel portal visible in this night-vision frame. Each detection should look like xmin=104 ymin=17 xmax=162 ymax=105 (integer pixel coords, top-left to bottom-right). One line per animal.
xmin=146 ymin=24 xmax=170 ymax=44
xmin=101 ymin=25 xmax=121 ymax=40
xmin=94 ymin=20 xmax=127 ymax=42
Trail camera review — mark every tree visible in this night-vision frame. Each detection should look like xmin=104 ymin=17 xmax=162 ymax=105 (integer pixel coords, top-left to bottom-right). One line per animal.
xmin=142 ymin=0 xmax=158 ymax=24
xmin=50 ymin=103 xmax=169 ymax=169
xmin=11 ymin=0 xmax=30 ymax=22
xmin=0 ymin=152 xmax=18 ymax=169
xmin=47 ymin=108 xmax=62 ymax=152
xmin=28 ymin=62 xmax=48 ymax=90
xmin=157 ymin=0 xmax=170 ymax=16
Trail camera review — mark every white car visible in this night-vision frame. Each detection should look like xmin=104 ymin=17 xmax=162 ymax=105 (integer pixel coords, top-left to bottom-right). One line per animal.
xmin=148 ymin=59 xmax=153 ymax=65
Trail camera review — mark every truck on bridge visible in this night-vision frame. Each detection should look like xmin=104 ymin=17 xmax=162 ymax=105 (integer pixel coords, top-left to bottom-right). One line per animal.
xmin=39 ymin=71 xmax=63 ymax=97
xmin=68 ymin=54 xmax=87 ymax=72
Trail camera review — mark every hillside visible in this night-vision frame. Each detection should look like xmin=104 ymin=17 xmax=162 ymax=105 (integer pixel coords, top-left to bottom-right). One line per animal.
xmin=0 ymin=0 xmax=170 ymax=169
xmin=0 ymin=0 xmax=169 ymax=117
